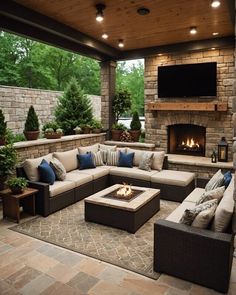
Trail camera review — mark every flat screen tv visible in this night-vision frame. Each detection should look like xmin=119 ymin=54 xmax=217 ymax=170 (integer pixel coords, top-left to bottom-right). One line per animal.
xmin=158 ymin=62 xmax=217 ymax=98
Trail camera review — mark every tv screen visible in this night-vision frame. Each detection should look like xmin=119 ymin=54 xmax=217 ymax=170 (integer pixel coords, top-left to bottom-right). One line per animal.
xmin=158 ymin=62 xmax=217 ymax=98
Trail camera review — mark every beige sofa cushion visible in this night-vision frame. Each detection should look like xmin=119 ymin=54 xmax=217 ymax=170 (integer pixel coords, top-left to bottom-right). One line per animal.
xmin=109 ymin=167 xmax=156 ymax=181
xmin=151 ymin=170 xmax=195 ymax=187
xmin=66 ymin=171 xmax=93 ymax=186
xmin=23 ymin=154 xmax=53 ymax=182
xmin=78 ymin=167 xmax=109 ymax=180
xmin=53 ymin=149 xmax=78 ymax=172
xmin=166 ymin=201 xmax=196 ymax=223
xmin=78 ymin=144 xmax=99 ymax=154
xmin=127 ymin=148 xmax=143 ymax=166
xmin=184 ymin=187 xmax=205 ymax=203
xmin=49 ymin=180 xmax=75 ymax=198
xmin=212 ymin=176 xmax=235 ymax=232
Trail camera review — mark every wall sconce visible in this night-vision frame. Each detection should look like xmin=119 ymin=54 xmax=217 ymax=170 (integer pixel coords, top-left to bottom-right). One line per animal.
xmin=96 ymin=4 xmax=106 ymax=22
xmin=218 ymin=137 xmax=228 ymax=162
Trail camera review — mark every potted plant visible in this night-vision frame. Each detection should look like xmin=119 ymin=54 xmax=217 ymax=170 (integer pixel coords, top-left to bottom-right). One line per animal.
xmin=80 ymin=123 xmax=92 ymax=134
xmin=73 ymin=126 xmax=82 ymax=134
xmin=0 ymin=144 xmax=17 ymax=190
xmin=24 ymin=106 xmax=40 ymax=140
xmin=130 ymin=111 xmax=142 ymax=142
xmin=43 ymin=121 xmax=63 ymax=139
xmin=91 ymin=119 xmax=103 ymax=134
xmin=7 ymin=177 xmax=28 ymax=194
xmin=0 ymin=109 xmax=7 ymax=146
xmin=111 ymin=123 xmax=127 ymax=141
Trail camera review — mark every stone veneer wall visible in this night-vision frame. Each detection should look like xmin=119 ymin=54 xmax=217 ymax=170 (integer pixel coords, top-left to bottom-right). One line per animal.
xmin=144 ymin=48 xmax=235 ymax=159
xmin=14 ymin=133 xmax=105 ymax=164
xmin=0 ymin=85 xmax=101 ymax=133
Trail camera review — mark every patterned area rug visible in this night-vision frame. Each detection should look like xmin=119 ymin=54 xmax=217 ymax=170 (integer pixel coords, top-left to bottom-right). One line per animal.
xmin=11 ymin=199 xmax=178 ymax=279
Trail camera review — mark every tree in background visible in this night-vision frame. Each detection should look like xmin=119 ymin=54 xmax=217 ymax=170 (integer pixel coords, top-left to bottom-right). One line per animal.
xmin=116 ymin=61 xmax=144 ymax=115
xmin=55 ymin=78 xmax=93 ymax=134
xmin=0 ymin=31 xmax=144 ymax=114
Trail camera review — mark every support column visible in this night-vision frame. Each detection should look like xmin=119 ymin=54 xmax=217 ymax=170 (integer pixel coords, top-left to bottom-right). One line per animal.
xmin=100 ymin=60 xmax=116 ymax=138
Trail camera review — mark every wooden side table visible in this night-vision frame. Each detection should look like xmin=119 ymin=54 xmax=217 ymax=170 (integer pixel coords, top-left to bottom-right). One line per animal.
xmin=0 ymin=188 xmax=38 ymax=223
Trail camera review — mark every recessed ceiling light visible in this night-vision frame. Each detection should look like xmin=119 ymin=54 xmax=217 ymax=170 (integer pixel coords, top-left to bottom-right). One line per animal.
xmin=190 ymin=27 xmax=197 ymax=35
xmin=158 ymin=53 xmax=163 ymax=56
xmin=212 ymin=32 xmax=219 ymax=36
xmin=102 ymin=33 xmax=108 ymax=39
xmin=211 ymin=47 xmax=216 ymax=50
xmin=211 ymin=0 xmax=221 ymax=8
xmin=118 ymin=39 xmax=124 ymax=48
xmin=95 ymin=4 xmax=106 ymax=22
xmin=137 ymin=7 xmax=150 ymax=15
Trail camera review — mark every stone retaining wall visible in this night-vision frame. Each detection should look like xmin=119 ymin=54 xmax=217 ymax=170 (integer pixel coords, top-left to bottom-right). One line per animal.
xmin=0 ymin=85 xmax=101 ymax=133
xmin=14 ymin=133 xmax=106 ymax=164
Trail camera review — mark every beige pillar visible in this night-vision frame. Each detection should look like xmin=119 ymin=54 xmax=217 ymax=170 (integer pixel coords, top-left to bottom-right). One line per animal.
xmin=100 ymin=61 xmax=116 ymax=136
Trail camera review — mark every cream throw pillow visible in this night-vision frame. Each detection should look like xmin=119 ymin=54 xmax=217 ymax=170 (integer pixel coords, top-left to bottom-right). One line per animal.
xmin=99 ymin=144 xmax=116 ymax=163
xmin=53 ymin=149 xmax=78 ymax=172
xmin=152 ymin=151 xmax=165 ymax=171
xmin=92 ymin=151 xmax=104 ymax=166
xmin=138 ymin=152 xmax=154 ymax=171
xmin=192 ymin=202 xmax=218 ymax=229
xmin=23 ymin=154 xmax=53 ymax=182
xmin=196 ymin=186 xmax=225 ymax=205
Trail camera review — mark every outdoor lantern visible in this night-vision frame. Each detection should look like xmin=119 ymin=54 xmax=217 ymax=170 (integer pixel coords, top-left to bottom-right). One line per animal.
xmin=218 ymin=137 xmax=228 ymax=162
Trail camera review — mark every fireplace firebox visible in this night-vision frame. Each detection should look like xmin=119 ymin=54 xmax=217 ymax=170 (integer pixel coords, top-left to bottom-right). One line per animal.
xmin=168 ymin=124 xmax=206 ymax=156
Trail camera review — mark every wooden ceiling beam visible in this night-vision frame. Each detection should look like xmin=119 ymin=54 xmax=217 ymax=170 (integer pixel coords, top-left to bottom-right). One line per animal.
xmin=119 ymin=36 xmax=235 ymax=60
xmin=0 ymin=0 xmax=119 ymax=61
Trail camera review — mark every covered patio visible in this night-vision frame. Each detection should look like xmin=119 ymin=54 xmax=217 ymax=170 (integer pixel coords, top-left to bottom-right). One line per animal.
xmin=0 ymin=1 xmax=236 ymax=295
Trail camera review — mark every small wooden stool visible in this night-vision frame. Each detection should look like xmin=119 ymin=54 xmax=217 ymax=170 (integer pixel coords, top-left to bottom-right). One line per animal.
xmin=0 ymin=187 xmax=38 ymax=223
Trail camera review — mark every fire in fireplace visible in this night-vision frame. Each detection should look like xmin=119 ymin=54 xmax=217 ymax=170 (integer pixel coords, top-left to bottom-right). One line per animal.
xmin=168 ymin=124 xmax=206 ymax=156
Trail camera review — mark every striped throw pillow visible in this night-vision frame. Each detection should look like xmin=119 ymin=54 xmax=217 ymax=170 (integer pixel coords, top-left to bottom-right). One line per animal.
xmin=92 ymin=151 xmax=104 ymax=166
xmin=106 ymin=150 xmax=119 ymax=166
xmin=205 ymin=169 xmax=224 ymax=191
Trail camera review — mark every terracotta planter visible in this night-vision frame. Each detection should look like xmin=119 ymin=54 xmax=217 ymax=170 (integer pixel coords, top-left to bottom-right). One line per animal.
xmin=129 ymin=130 xmax=141 ymax=142
xmin=93 ymin=128 xmax=102 ymax=134
xmin=111 ymin=130 xmax=122 ymax=141
xmin=24 ymin=131 xmax=40 ymax=141
xmin=44 ymin=133 xmax=62 ymax=139
xmin=10 ymin=186 xmax=24 ymax=195
xmin=82 ymin=127 xmax=92 ymax=134
xmin=0 ymin=137 xmax=6 ymax=146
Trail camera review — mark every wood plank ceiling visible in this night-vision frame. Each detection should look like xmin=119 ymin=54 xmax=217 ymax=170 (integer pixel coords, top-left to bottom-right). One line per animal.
xmin=13 ymin=0 xmax=234 ymax=51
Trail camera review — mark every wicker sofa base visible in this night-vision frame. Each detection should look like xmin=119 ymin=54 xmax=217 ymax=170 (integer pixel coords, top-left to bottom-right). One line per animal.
xmin=85 ymin=192 xmax=160 ymax=233
xmin=154 ymin=219 xmax=234 ymax=293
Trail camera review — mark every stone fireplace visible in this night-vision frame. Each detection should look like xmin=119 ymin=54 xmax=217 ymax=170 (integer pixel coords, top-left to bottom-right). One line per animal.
xmin=144 ymin=47 xmax=234 ymax=159
xmin=168 ymin=124 xmax=206 ymax=156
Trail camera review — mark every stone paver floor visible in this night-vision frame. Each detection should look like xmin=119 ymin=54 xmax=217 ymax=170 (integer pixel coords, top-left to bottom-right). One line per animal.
xmin=0 ymin=211 xmax=235 ymax=295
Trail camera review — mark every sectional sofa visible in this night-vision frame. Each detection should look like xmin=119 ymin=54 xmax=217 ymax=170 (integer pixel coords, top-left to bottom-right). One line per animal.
xmin=17 ymin=144 xmax=195 ymax=216
xmin=16 ymin=143 xmax=235 ymax=293
xmin=154 ymin=175 xmax=235 ymax=293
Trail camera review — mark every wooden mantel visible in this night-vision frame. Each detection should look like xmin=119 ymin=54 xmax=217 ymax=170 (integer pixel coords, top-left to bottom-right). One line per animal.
xmin=147 ymin=102 xmax=228 ymax=112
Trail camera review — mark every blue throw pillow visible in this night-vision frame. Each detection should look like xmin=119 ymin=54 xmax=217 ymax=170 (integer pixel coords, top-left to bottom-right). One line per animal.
xmin=224 ymin=171 xmax=232 ymax=188
xmin=77 ymin=152 xmax=96 ymax=170
xmin=38 ymin=159 xmax=56 ymax=185
xmin=118 ymin=151 xmax=134 ymax=168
